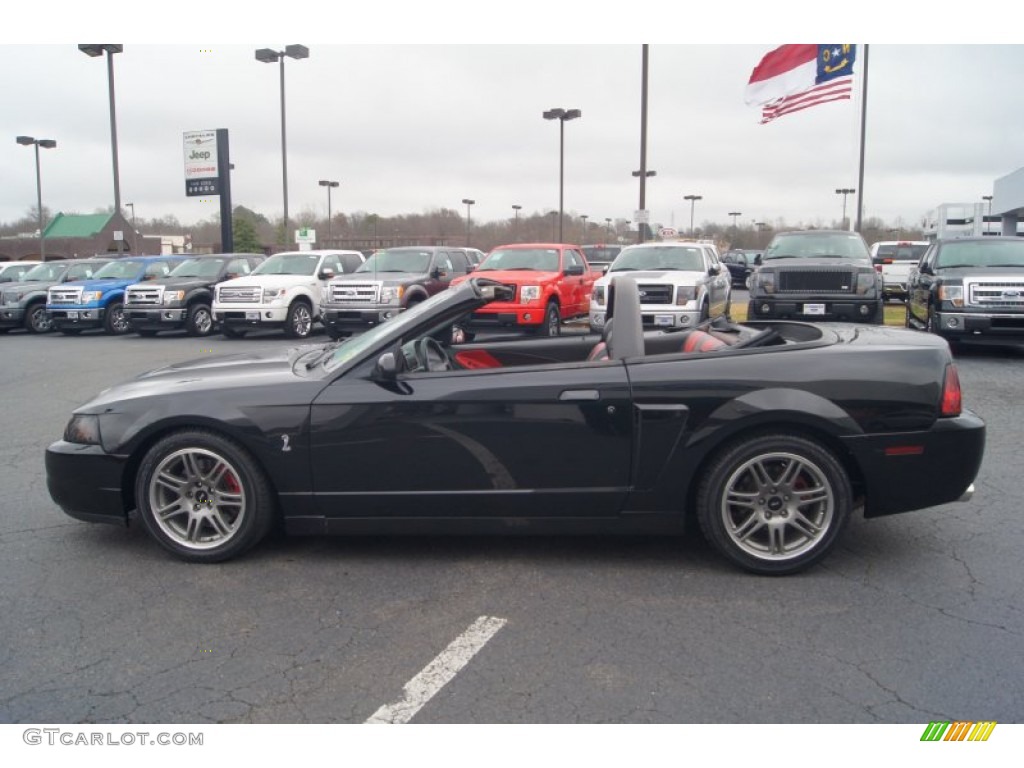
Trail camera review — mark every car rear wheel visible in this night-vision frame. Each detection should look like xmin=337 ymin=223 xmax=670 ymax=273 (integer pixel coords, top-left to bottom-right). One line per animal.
xmin=135 ymin=430 xmax=275 ymax=563
xmin=25 ymin=302 xmax=53 ymax=334
xmin=284 ymin=301 xmax=313 ymax=338
xmin=186 ymin=303 xmax=214 ymax=336
xmin=697 ymin=433 xmax=852 ymax=575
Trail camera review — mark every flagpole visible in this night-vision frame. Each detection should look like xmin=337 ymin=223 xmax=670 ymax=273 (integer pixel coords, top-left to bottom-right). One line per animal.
xmin=855 ymin=44 xmax=869 ymax=233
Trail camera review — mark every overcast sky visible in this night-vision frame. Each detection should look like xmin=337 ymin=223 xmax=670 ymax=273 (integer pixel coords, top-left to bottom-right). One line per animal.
xmin=4 ymin=6 xmax=1022 ymax=238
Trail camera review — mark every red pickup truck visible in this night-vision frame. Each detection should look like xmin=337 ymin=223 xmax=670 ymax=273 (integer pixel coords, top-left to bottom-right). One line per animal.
xmin=450 ymin=243 xmax=596 ymax=336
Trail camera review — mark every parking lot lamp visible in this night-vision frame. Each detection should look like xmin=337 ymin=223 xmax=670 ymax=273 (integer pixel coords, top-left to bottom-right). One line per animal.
xmin=512 ymin=204 xmax=522 ymax=241
xmin=982 ymin=195 xmax=993 ymax=234
xmin=461 ymin=199 xmax=475 ymax=246
xmin=684 ymin=194 xmax=702 ymax=236
xmin=542 ymin=108 xmax=581 ymax=242
xmin=319 ymin=180 xmax=339 ymax=242
xmin=835 ymin=188 xmax=855 ymax=230
xmin=16 ymin=136 xmax=57 ymax=261
xmin=256 ymin=44 xmax=310 ymax=247
xmin=580 ymin=214 xmax=588 ymax=244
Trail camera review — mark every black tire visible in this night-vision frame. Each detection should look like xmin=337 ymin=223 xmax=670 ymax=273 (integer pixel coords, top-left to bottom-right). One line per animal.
xmin=325 ymin=326 xmax=347 ymax=340
xmin=871 ymin=301 xmax=886 ymax=325
xmin=696 ymin=433 xmax=852 ymax=575
xmin=60 ymin=328 xmax=82 ymax=336
xmin=925 ymin=305 xmax=940 ymax=335
xmin=185 ymin=303 xmax=214 ymax=337
xmin=25 ymin=302 xmax=53 ymax=334
xmin=746 ymin=300 xmax=757 ymax=320
xmin=221 ymin=326 xmax=247 ymax=339
xmin=699 ymin=299 xmax=710 ymax=323
xmin=103 ymin=301 xmax=131 ymax=335
xmin=542 ymin=301 xmax=561 ymax=337
xmin=137 ymin=330 xmax=158 ymax=338
xmin=283 ymin=300 xmax=313 ymax=339
xmin=134 ymin=429 xmax=276 ymax=563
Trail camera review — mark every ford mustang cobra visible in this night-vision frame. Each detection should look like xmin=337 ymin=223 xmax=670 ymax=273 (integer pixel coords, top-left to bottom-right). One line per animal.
xmin=46 ymin=277 xmax=984 ymax=575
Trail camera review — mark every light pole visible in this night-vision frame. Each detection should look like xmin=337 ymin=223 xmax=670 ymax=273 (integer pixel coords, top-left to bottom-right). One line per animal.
xmin=542 ymin=107 xmax=581 ymax=242
xmin=256 ymin=44 xmax=309 ymax=247
xmin=728 ymin=211 xmax=742 ymax=229
xmin=461 ymin=198 xmax=475 ymax=246
xmin=632 ymin=170 xmax=656 ymax=242
xmin=16 ymin=136 xmax=56 ymax=261
xmin=605 ymin=217 xmax=613 ymax=239
xmin=684 ymin=194 xmax=702 ymax=236
xmin=78 ymin=44 xmax=123 ymax=252
xmin=982 ymin=195 xmax=993 ymax=234
xmin=580 ymin=214 xmax=588 ymax=244
xmin=512 ymin=204 xmax=522 ymax=241
xmin=835 ymin=188 xmax=856 ymax=230
xmin=125 ymin=201 xmax=136 ymax=230
xmin=548 ymin=211 xmax=558 ymax=241
xmin=319 ymin=180 xmax=339 ymax=242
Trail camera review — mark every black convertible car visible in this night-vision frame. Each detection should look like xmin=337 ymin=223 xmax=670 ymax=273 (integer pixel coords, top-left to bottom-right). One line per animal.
xmin=46 ymin=277 xmax=985 ymax=575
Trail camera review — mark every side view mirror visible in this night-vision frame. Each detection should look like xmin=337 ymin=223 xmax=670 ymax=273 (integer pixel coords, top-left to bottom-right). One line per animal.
xmin=754 ymin=255 xmax=763 ymax=266
xmin=318 ymin=268 xmax=335 ymax=280
xmin=918 ymin=263 xmax=933 ymax=275
xmin=709 ymin=265 xmax=720 ymax=276
xmin=375 ymin=351 xmax=398 ymax=380
xmin=466 ymin=264 xmax=477 ymax=273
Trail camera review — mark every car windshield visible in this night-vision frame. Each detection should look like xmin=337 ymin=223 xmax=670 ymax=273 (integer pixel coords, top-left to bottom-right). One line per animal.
xmin=582 ymin=246 xmax=621 ymax=263
xmin=875 ymin=243 xmax=928 ymax=262
xmin=66 ymin=261 xmax=108 ymax=280
xmin=765 ymin=233 xmax=870 ymax=260
xmin=610 ymin=245 xmax=705 ymax=272
xmin=21 ymin=262 xmax=68 ymax=281
xmin=92 ymin=260 xmax=147 ymax=279
xmin=476 ymin=248 xmax=560 ymax=272
xmin=252 ymin=253 xmax=320 ymax=276
xmin=937 ymin=240 xmax=1024 ymax=268
xmin=355 ymin=249 xmax=432 ymax=274
xmin=169 ymin=258 xmax=227 ymax=278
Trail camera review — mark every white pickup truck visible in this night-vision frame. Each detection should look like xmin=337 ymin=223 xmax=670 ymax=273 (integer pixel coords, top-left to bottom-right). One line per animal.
xmin=870 ymin=240 xmax=929 ymax=301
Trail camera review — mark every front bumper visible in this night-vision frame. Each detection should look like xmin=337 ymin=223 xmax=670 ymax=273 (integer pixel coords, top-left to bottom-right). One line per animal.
xmin=748 ymin=297 xmax=881 ymax=323
xmin=0 ymin=306 xmax=27 ymax=328
xmin=213 ymin=304 xmax=290 ymax=327
xmin=125 ymin=306 xmax=187 ymax=330
xmin=591 ymin=307 xmax=700 ymax=330
xmin=322 ymin=304 xmax=402 ymax=329
xmin=466 ymin=304 xmax=545 ymax=330
xmin=933 ymin=310 xmax=1024 ymax=342
xmin=842 ymin=409 xmax=985 ymax=517
xmin=47 ymin=306 xmax=106 ymax=330
xmin=45 ymin=440 xmax=129 ymax=525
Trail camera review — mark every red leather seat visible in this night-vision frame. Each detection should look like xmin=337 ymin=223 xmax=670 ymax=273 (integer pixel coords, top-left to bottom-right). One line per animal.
xmin=681 ymin=330 xmax=727 ymax=353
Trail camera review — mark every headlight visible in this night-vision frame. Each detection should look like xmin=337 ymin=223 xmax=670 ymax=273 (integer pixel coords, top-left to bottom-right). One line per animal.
xmin=64 ymin=414 xmax=101 ymax=445
xmin=81 ymin=291 xmax=104 ymax=303
xmin=752 ymin=272 xmax=775 ymax=294
xmin=520 ymin=285 xmax=541 ymax=303
xmin=163 ymin=290 xmax=186 ymax=305
xmin=3 ymin=291 xmax=22 ymax=304
xmin=855 ymin=272 xmax=879 ymax=295
xmin=381 ymin=285 xmax=405 ymax=303
xmin=675 ymin=286 xmax=696 ymax=305
xmin=263 ymin=288 xmax=287 ymax=303
xmin=938 ymin=284 xmax=964 ymax=307
xmin=592 ymin=285 xmax=606 ymax=305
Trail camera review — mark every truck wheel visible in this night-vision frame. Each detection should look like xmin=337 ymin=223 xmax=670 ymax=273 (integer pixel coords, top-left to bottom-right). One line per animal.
xmin=542 ymin=301 xmax=561 ymax=337
xmin=325 ymin=326 xmax=348 ymax=340
xmin=25 ymin=302 xmax=53 ymax=334
xmin=104 ymin=301 xmax=131 ymax=335
xmin=137 ymin=330 xmax=158 ymax=338
xmin=186 ymin=303 xmax=214 ymax=337
xmin=283 ymin=300 xmax=313 ymax=338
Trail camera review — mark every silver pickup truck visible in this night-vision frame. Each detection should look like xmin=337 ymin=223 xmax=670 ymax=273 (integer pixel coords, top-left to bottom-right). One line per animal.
xmin=870 ymin=240 xmax=929 ymax=301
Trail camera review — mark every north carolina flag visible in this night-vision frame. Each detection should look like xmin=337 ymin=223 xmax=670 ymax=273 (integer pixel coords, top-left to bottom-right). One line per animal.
xmin=745 ymin=44 xmax=856 ymax=124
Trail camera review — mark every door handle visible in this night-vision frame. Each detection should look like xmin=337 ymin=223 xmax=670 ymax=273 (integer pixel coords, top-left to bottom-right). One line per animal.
xmin=559 ymin=389 xmax=600 ymax=401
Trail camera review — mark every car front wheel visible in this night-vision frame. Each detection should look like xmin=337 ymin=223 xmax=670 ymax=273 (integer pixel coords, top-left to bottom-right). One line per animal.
xmin=186 ymin=303 xmax=214 ymax=336
xmin=697 ymin=433 xmax=852 ymax=575
xmin=25 ymin=302 xmax=53 ymax=333
xmin=542 ymin=301 xmax=561 ymax=337
xmin=284 ymin=301 xmax=313 ymax=338
xmin=104 ymin=301 xmax=131 ymax=335
xmin=135 ymin=430 xmax=275 ymax=563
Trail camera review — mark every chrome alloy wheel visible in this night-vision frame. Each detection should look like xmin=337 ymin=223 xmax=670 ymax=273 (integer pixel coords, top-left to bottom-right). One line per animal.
xmin=719 ymin=451 xmax=834 ymax=562
xmin=290 ymin=303 xmax=312 ymax=337
xmin=146 ymin=447 xmax=247 ymax=550
xmin=192 ymin=306 xmax=213 ymax=335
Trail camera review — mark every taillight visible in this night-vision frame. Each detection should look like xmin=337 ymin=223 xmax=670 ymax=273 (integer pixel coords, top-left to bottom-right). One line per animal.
xmin=874 ymin=264 xmax=883 ymax=273
xmin=940 ymin=364 xmax=962 ymax=417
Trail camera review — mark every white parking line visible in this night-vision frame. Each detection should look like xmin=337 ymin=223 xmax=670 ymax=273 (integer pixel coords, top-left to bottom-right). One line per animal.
xmin=365 ymin=615 xmax=508 ymax=724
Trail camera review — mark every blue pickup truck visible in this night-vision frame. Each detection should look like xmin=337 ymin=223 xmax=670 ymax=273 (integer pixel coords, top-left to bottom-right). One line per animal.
xmin=46 ymin=255 xmax=188 ymax=335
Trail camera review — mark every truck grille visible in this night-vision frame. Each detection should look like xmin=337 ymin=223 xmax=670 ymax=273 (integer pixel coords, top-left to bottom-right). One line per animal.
xmin=48 ymin=287 xmax=82 ymax=305
xmin=126 ymin=286 xmax=163 ymax=306
xmin=329 ymin=282 xmax=379 ymax=304
xmin=217 ymin=286 xmax=262 ymax=303
xmin=777 ymin=269 xmax=856 ymax=293
xmin=636 ymin=283 xmax=674 ymax=305
xmin=969 ymin=280 xmax=1024 ymax=309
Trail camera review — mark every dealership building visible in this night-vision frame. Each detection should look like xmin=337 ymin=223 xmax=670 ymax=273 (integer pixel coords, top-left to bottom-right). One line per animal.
xmin=925 ymin=167 xmax=1024 ymax=240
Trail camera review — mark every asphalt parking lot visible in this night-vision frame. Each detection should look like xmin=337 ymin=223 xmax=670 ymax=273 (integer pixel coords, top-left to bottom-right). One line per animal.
xmin=1 ymin=325 xmax=1022 ymax=724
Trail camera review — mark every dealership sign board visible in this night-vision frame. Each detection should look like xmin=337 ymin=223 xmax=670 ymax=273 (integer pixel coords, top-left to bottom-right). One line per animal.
xmin=183 ymin=130 xmax=220 ymax=196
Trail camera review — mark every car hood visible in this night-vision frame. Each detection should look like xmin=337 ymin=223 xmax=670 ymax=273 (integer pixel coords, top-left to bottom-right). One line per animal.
xmin=60 ymin=277 xmax=141 ymax=290
xmin=596 ymin=269 xmax=704 ymax=287
xmin=759 ymin=257 xmax=871 ymax=269
xmin=218 ymin=274 xmax=318 ymax=289
xmin=457 ymin=269 xmax=560 ymax=284
xmin=1 ymin=279 xmax=56 ymax=293
xmin=134 ymin=277 xmax=216 ymax=291
xmin=81 ymin=346 xmax=324 ymax=409
xmin=338 ymin=271 xmax=427 ymax=284
xmin=936 ymin=266 xmax=1024 ymax=278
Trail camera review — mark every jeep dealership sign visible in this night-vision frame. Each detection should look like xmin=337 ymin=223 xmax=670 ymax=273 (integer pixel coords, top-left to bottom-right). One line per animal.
xmin=183 ymin=130 xmax=220 ymax=196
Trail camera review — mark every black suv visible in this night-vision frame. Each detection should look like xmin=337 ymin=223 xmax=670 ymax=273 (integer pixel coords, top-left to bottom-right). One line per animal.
xmin=321 ymin=246 xmax=471 ymax=338
xmin=747 ymin=230 xmax=883 ymax=324
xmin=906 ymin=236 xmax=1024 ymax=345
xmin=124 ymin=253 xmax=264 ymax=337
xmin=721 ymin=249 xmax=760 ymax=287
xmin=0 ymin=258 xmax=111 ymax=334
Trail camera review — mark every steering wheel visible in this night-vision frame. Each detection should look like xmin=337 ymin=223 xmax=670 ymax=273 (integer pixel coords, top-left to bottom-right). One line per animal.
xmin=413 ymin=337 xmax=451 ymax=372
